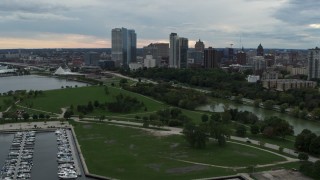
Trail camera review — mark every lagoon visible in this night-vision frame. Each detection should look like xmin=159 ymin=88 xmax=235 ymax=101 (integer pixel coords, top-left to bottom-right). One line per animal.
xmin=197 ymin=98 xmax=320 ymax=135
xmin=0 ymin=75 xmax=87 ymax=94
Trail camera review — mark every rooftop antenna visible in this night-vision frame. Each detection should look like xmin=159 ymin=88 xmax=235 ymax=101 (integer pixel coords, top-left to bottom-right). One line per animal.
xmin=230 ymin=43 xmax=233 ymax=48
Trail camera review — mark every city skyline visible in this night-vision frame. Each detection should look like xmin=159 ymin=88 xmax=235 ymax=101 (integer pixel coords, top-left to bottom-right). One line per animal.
xmin=0 ymin=0 xmax=319 ymax=49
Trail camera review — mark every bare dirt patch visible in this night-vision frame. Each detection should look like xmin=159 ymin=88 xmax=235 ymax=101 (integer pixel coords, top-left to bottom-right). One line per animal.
xmin=104 ymin=139 xmax=116 ymax=144
xmin=166 ymin=165 xmax=208 ymax=174
xmin=145 ymin=163 xmax=162 ymax=172
xmin=233 ymin=150 xmax=258 ymax=157
xmin=170 ymin=143 xmax=179 ymax=149
xmin=82 ymin=124 xmax=92 ymax=129
xmin=129 ymin=144 xmax=135 ymax=149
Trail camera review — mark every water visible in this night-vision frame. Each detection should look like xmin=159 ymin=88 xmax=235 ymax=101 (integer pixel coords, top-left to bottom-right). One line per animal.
xmin=197 ymin=98 xmax=320 ymax=135
xmin=0 ymin=132 xmax=92 ymax=180
xmin=0 ymin=134 xmax=14 ymax=168
xmin=0 ymin=75 xmax=88 ymax=94
xmin=32 ymin=132 xmax=58 ymax=180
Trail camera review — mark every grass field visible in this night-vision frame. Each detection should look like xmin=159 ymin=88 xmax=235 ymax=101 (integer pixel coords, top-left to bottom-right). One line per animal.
xmin=246 ymin=134 xmax=295 ymax=149
xmin=73 ymin=122 xmax=287 ymax=180
xmin=0 ymin=96 xmax=12 ymax=111
xmin=19 ymin=85 xmax=166 ymax=115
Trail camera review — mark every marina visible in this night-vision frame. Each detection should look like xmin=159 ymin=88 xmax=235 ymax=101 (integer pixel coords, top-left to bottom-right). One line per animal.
xmin=0 ymin=129 xmax=91 ymax=180
xmin=1 ymin=131 xmax=35 ymax=180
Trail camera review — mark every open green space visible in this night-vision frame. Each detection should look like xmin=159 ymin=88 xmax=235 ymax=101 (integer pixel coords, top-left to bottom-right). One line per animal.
xmin=19 ymin=86 xmax=166 ymax=115
xmin=0 ymin=96 xmax=12 ymax=111
xmin=246 ymin=134 xmax=295 ymax=149
xmin=74 ymin=122 xmax=287 ymax=180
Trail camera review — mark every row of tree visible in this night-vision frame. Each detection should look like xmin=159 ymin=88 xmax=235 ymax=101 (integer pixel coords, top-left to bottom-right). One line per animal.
xmin=76 ymin=94 xmax=145 ymax=115
xmin=121 ymin=67 xmax=320 ymax=117
xmin=183 ymin=113 xmax=231 ymax=149
xmin=295 ymin=129 xmax=320 ymax=156
xmin=123 ymin=83 xmax=207 ymax=110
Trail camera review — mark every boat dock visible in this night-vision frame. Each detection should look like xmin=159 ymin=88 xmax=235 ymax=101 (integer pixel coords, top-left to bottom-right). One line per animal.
xmin=1 ymin=131 xmax=35 ymax=180
xmin=56 ymin=128 xmax=81 ymax=179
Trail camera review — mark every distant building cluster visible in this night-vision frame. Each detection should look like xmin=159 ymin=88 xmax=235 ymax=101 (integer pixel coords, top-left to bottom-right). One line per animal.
xmin=1 ymin=27 xmax=319 ymax=90
xmin=262 ymin=79 xmax=316 ymax=91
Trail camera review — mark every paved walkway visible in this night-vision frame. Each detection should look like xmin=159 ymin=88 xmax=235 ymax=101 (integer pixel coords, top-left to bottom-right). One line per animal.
xmin=3 ymin=104 xmax=320 ymax=164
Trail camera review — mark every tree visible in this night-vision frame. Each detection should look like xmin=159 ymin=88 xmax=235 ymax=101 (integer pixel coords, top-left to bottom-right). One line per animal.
xmin=201 ymin=114 xmax=209 ymax=122
xmin=298 ymin=152 xmax=309 ymax=161
xmin=250 ymin=124 xmax=260 ymax=135
xmin=142 ymin=116 xmax=149 ymax=128
xmin=22 ymin=113 xmax=30 ymax=121
xmin=87 ymin=101 xmax=94 ymax=112
xmin=309 ymin=136 xmax=320 ymax=155
xmin=263 ymin=100 xmax=275 ymax=110
xmin=280 ymin=103 xmax=288 ymax=113
xmin=253 ymin=99 xmax=262 ymax=107
xmin=313 ymin=161 xmax=320 ymax=177
xmin=99 ymin=115 xmax=105 ymax=122
xmin=94 ymin=100 xmax=100 ymax=108
xmin=182 ymin=122 xmax=208 ymax=149
xmin=39 ymin=113 xmax=45 ymax=119
xmin=236 ymin=125 xmax=247 ymax=137
xmin=295 ymin=129 xmax=317 ymax=152
xmin=32 ymin=114 xmax=38 ymax=120
xmin=63 ymin=110 xmax=73 ymax=120
xmin=261 ymin=116 xmax=293 ymax=138
xmin=300 ymin=161 xmax=314 ymax=177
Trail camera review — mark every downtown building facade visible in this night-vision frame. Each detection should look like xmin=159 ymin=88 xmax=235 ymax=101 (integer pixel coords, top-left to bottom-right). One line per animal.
xmin=308 ymin=47 xmax=320 ymax=80
xmin=204 ymin=47 xmax=218 ymax=68
xmin=169 ymin=33 xmax=188 ymax=68
xmin=111 ymin=27 xmax=137 ymax=67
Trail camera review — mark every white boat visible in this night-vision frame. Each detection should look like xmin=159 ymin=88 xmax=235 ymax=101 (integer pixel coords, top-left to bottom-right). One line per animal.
xmin=58 ymin=172 xmax=77 ymax=179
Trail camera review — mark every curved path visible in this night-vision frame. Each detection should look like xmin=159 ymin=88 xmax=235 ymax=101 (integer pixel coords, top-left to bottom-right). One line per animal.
xmin=9 ymin=105 xmax=319 ymax=165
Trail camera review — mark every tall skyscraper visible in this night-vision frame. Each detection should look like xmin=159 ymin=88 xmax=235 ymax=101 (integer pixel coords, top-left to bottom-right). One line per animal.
xmin=179 ymin=38 xmax=188 ymax=69
xmin=204 ymin=47 xmax=218 ymax=68
xmin=169 ymin=33 xmax=188 ymax=68
xmin=308 ymin=47 xmax=320 ymax=80
xmin=111 ymin=27 xmax=137 ymax=67
xmin=195 ymin=39 xmax=205 ymax=52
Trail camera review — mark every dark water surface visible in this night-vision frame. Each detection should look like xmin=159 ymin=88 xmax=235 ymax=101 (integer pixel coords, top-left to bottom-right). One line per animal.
xmin=0 ymin=132 xmax=93 ymax=180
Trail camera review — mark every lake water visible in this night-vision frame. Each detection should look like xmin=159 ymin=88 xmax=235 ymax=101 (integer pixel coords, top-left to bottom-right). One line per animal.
xmin=197 ymin=98 xmax=320 ymax=135
xmin=0 ymin=75 xmax=88 ymax=94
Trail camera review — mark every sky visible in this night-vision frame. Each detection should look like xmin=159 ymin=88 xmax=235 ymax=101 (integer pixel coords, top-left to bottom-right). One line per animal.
xmin=0 ymin=0 xmax=319 ymax=49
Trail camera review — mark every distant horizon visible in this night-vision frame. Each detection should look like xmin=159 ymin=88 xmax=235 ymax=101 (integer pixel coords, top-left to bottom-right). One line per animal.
xmin=0 ymin=46 xmax=315 ymax=51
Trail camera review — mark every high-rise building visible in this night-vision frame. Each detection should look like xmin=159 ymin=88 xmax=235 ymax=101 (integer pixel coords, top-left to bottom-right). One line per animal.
xmin=111 ymin=27 xmax=137 ymax=67
xmin=308 ymin=47 xmax=320 ymax=80
xmin=169 ymin=33 xmax=188 ymax=68
xmin=143 ymin=43 xmax=169 ymax=59
xmin=257 ymin=43 xmax=264 ymax=56
xmin=195 ymin=39 xmax=205 ymax=52
xmin=84 ymin=52 xmax=100 ymax=66
xmin=204 ymin=47 xmax=218 ymax=68
xmin=169 ymin=33 xmax=179 ymax=68
xmin=179 ymin=38 xmax=188 ymax=68
xmin=236 ymin=49 xmax=247 ymax=65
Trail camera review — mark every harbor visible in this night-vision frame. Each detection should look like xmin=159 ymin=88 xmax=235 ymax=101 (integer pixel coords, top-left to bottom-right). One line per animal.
xmin=0 ymin=129 xmax=92 ymax=180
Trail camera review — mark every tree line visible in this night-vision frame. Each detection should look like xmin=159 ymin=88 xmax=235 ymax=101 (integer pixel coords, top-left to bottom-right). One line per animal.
xmin=123 ymin=82 xmax=207 ymax=110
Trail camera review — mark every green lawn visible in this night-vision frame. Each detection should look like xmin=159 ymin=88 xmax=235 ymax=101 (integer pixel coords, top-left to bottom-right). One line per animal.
xmin=74 ymin=122 xmax=287 ymax=180
xmin=0 ymin=96 xmax=12 ymax=111
xmin=19 ymin=86 xmax=165 ymax=115
xmin=246 ymin=134 xmax=295 ymax=149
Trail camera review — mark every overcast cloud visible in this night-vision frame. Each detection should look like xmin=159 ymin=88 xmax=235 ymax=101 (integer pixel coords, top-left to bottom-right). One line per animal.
xmin=0 ymin=0 xmax=319 ymax=49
